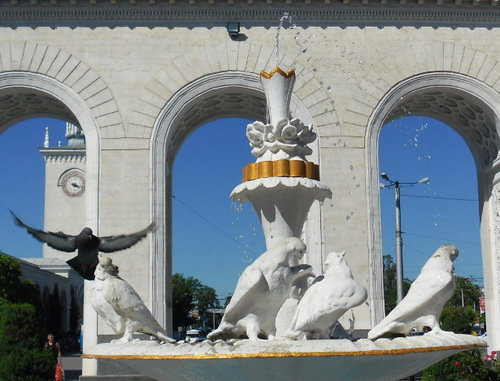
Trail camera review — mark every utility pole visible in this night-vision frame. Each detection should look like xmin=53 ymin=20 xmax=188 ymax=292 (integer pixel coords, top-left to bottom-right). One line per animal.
xmin=381 ymin=172 xmax=429 ymax=303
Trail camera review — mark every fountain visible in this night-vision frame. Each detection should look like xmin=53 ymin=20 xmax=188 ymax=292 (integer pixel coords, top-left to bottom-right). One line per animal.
xmin=83 ymin=65 xmax=485 ymax=381
xmin=83 ymin=14 xmax=484 ymax=379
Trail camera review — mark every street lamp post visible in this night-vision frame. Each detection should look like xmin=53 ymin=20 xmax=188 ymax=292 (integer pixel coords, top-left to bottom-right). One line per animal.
xmin=380 ymin=172 xmax=429 ymax=303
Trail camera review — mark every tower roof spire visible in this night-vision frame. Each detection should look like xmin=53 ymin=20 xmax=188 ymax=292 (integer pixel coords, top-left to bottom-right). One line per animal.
xmin=44 ymin=126 xmax=49 ymax=148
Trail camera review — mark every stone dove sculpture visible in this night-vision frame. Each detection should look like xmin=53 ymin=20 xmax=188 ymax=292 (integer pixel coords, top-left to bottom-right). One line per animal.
xmin=368 ymin=244 xmax=459 ymax=340
xmin=208 ymin=237 xmax=312 ymax=341
xmin=11 ymin=210 xmax=153 ymax=280
xmin=287 ymin=251 xmax=367 ymax=340
xmin=92 ymin=254 xmax=176 ymax=343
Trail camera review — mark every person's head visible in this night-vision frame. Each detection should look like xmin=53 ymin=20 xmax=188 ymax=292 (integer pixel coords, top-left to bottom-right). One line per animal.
xmin=47 ymin=333 xmax=55 ymax=343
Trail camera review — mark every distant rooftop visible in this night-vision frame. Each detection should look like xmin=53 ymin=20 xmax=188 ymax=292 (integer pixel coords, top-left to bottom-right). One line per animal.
xmin=24 ymin=257 xmax=69 ymax=267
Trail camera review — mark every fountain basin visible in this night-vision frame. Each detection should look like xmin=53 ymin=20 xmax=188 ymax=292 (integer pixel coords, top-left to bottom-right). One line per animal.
xmin=84 ymin=334 xmax=486 ymax=381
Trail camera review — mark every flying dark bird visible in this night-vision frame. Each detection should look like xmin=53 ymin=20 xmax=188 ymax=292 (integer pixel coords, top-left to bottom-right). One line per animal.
xmin=11 ymin=211 xmax=154 ymax=280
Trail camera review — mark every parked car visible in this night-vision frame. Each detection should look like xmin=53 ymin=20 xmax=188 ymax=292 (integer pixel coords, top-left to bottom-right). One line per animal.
xmin=185 ymin=327 xmax=212 ymax=343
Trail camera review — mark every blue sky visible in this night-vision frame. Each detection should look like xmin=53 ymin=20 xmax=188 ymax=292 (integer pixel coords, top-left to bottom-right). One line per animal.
xmin=0 ymin=115 xmax=483 ymax=299
xmin=379 ymin=117 xmax=482 ymax=284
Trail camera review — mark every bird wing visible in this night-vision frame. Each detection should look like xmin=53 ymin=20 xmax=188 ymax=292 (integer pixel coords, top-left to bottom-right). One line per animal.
xmin=105 ymin=276 xmax=146 ymax=312
xmin=11 ymin=211 xmax=77 ymax=252
xmin=98 ymin=223 xmax=154 ymax=253
xmin=381 ymin=269 xmax=452 ymax=324
xmin=223 ymin=267 xmax=268 ymax=321
xmin=294 ymin=281 xmax=354 ymax=328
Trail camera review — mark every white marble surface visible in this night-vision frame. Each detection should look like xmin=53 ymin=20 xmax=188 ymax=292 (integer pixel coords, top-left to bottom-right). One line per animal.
xmin=84 ymin=334 xmax=486 ymax=381
xmin=208 ymin=238 xmax=312 ymax=340
xmin=288 ymin=251 xmax=367 ymax=339
xmin=368 ymin=245 xmax=458 ymax=340
xmin=92 ymin=254 xmax=176 ymax=343
xmin=231 ymin=178 xmax=332 ymax=249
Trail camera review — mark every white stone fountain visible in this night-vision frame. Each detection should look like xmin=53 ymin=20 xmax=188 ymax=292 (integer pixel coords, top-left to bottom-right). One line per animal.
xmin=231 ymin=67 xmax=331 ymax=250
xmin=83 ymin=67 xmax=485 ymax=381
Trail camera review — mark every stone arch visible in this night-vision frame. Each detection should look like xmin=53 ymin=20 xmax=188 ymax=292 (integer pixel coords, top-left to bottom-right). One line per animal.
xmin=0 ymin=59 xmax=108 ymax=351
xmin=344 ymin=41 xmax=500 ymax=139
xmin=132 ymin=42 xmax=338 ymax=141
xmin=150 ymin=66 xmax=337 ymax=330
xmin=366 ymin=71 xmax=500 ymax=347
xmin=343 ymin=41 xmax=500 ymax=326
xmin=0 ymin=71 xmax=100 ymax=229
xmin=0 ymin=41 xmax=123 ymax=140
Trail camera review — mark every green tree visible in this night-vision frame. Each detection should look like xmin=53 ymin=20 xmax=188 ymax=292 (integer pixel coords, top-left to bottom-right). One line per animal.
xmin=440 ymin=305 xmax=478 ymax=334
xmin=0 ymin=254 xmax=54 ymax=380
xmin=382 ymin=255 xmax=411 ymax=314
xmin=69 ymin=286 xmax=82 ymax=337
xmin=194 ymin=284 xmax=219 ymax=320
xmin=0 ymin=252 xmax=23 ymax=300
xmin=448 ymin=276 xmax=482 ymax=309
xmin=423 ymin=273 xmax=486 ymax=379
xmin=437 ymin=276 xmax=482 ymax=334
xmin=0 ymin=253 xmax=41 ymax=308
xmin=0 ymin=300 xmax=54 ymax=381
xmin=172 ymin=273 xmax=218 ymax=330
xmin=46 ymin=284 xmax=62 ymax=336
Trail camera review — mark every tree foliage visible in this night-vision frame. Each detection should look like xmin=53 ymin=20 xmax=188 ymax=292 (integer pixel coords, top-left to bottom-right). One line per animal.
xmin=440 ymin=305 xmax=478 ymax=334
xmin=423 ymin=349 xmax=490 ymax=381
xmin=69 ymin=286 xmax=82 ymax=336
xmin=382 ymin=255 xmax=411 ymax=314
xmin=0 ymin=300 xmax=54 ymax=380
xmin=46 ymin=284 xmax=62 ymax=335
xmin=0 ymin=253 xmax=41 ymax=308
xmin=0 ymin=254 xmax=54 ymax=380
xmin=172 ymin=273 xmax=219 ymax=330
xmin=448 ymin=276 xmax=482 ymax=309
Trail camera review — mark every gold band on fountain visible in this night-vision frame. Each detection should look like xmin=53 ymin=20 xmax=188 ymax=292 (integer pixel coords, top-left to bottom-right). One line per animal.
xmin=260 ymin=67 xmax=295 ymax=79
xmin=243 ymin=160 xmax=320 ymax=182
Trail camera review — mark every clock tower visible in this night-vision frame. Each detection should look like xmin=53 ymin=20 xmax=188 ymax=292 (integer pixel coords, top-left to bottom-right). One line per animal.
xmin=39 ymin=122 xmax=86 ymax=261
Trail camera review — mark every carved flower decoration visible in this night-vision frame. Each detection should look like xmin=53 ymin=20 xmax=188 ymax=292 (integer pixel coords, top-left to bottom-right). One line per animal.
xmin=246 ymin=121 xmax=274 ymax=147
xmin=246 ymin=118 xmax=316 ymax=161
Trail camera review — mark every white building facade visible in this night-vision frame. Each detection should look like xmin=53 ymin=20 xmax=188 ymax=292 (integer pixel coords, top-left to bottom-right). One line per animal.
xmin=0 ymin=1 xmax=498 ymax=377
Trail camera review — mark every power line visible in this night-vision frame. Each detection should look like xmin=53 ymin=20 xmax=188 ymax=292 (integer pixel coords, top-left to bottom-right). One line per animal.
xmin=403 ymin=231 xmax=480 ymax=247
xmin=402 ymin=194 xmax=478 ymax=202
xmin=172 ymin=194 xmax=260 ymax=256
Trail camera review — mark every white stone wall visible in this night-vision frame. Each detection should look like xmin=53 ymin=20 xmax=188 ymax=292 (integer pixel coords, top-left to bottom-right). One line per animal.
xmin=42 ymin=151 xmax=87 ymax=262
xmin=0 ymin=23 xmax=499 ymax=368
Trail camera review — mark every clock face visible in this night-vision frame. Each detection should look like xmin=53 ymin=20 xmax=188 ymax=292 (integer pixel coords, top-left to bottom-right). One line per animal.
xmin=61 ymin=171 xmax=85 ymax=197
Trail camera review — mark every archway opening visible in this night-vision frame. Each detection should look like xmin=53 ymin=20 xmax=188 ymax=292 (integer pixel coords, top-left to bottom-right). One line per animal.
xmin=172 ymin=117 xmax=266 ymax=298
xmin=368 ymin=73 xmax=499 ymax=332
xmin=171 ymin=117 xmax=267 ymax=332
xmin=0 ymin=116 xmax=88 ymax=251
xmin=0 ymin=117 xmax=67 ymax=257
xmin=152 ymin=72 xmax=323 ymax=330
xmin=379 ymin=116 xmax=483 ymax=309
xmin=0 ymin=88 xmax=87 ymax=342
